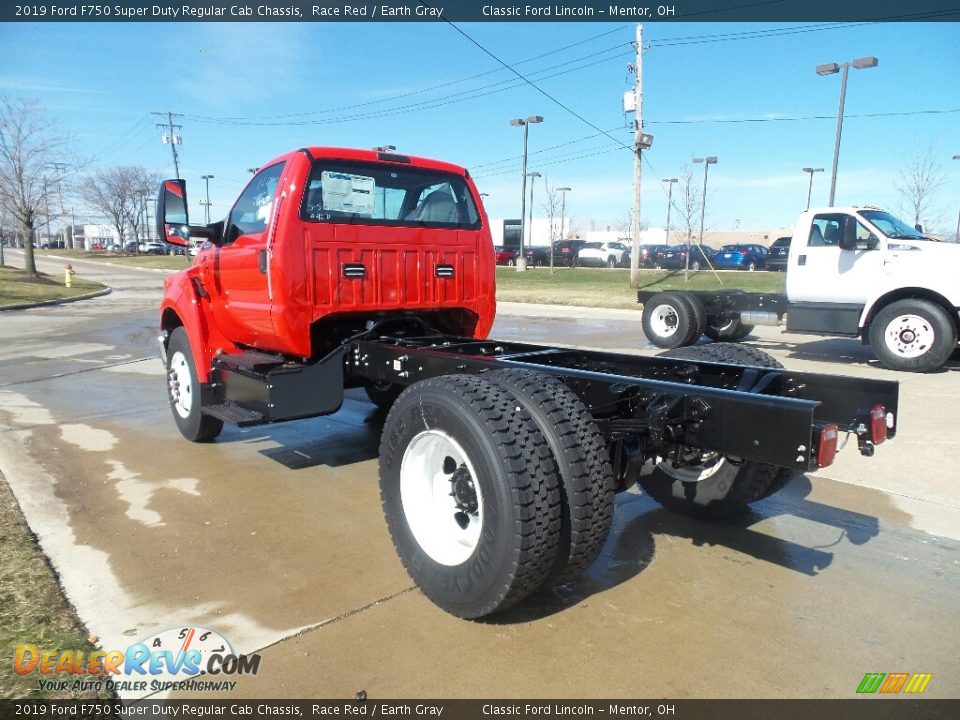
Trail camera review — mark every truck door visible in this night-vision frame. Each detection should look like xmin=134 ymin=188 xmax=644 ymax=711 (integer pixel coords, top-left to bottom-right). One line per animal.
xmin=205 ymin=162 xmax=286 ymax=346
xmin=787 ymin=211 xmax=884 ymax=304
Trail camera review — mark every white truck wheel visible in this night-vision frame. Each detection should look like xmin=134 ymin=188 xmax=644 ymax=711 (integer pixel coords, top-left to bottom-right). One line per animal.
xmin=869 ymin=299 xmax=957 ymax=372
xmin=378 ymin=374 xmax=561 ymax=618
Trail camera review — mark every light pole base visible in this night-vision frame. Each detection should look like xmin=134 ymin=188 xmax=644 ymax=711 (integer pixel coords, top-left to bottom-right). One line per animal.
xmin=515 ymin=257 xmax=528 ymax=271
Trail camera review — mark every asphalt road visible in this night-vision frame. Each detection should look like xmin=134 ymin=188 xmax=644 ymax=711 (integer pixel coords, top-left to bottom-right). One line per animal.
xmin=1 ymin=251 xmax=958 ymax=700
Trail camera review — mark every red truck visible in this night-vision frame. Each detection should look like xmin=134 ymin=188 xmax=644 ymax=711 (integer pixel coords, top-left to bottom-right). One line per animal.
xmin=157 ymin=147 xmax=898 ymax=619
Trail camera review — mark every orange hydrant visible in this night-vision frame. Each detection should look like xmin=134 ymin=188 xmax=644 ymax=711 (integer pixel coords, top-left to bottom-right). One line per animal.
xmin=64 ymin=264 xmax=75 ymax=288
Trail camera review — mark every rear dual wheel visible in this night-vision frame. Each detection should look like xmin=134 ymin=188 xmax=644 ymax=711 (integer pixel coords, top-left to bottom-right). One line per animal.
xmin=641 ymin=291 xmax=706 ymax=349
xmin=639 ymin=343 xmax=796 ymax=517
xmin=379 ymin=372 xmax=613 ymax=618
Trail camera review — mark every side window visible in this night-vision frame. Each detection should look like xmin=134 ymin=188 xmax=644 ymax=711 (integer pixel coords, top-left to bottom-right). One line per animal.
xmin=809 ymin=215 xmax=845 ymax=247
xmin=226 ymin=162 xmax=285 ymax=243
xmin=855 ymin=221 xmax=874 ymax=247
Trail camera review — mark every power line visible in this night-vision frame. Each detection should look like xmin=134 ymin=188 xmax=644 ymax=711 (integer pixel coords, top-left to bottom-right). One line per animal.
xmin=648 ymin=108 xmax=960 ymax=126
xmin=184 ymin=25 xmax=630 ymax=124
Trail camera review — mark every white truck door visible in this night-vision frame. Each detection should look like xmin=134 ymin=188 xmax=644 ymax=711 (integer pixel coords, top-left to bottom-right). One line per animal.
xmin=787 ymin=211 xmax=884 ymax=304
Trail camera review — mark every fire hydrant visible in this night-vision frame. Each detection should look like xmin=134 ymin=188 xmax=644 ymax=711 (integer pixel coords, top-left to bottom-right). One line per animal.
xmin=64 ymin=264 xmax=75 ymax=288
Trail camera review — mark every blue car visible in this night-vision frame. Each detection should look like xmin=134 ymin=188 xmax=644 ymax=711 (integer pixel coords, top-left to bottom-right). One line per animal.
xmin=713 ymin=244 xmax=768 ymax=271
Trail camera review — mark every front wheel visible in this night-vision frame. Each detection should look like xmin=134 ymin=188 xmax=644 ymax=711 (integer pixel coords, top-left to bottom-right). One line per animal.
xmin=869 ymin=299 xmax=957 ymax=372
xmin=379 ymin=374 xmax=561 ymax=618
xmin=165 ymin=327 xmax=223 ymax=442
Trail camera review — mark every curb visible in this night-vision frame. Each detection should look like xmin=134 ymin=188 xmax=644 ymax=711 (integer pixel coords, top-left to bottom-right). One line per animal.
xmin=0 ymin=287 xmax=113 ymax=312
xmin=40 ymin=253 xmax=178 ymax=275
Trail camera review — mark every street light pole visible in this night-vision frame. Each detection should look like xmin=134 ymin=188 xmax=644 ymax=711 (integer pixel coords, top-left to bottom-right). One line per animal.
xmin=662 ymin=178 xmax=677 ymax=245
xmin=816 ymin=56 xmax=878 ymax=206
xmin=201 ymin=174 xmax=214 ymax=224
xmin=802 ymin=167 xmax=824 ymax=210
xmin=526 ymin=171 xmax=541 ymax=266
xmin=691 ymin=156 xmax=717 ymax=282
xmin=510 ymin=115 xmax=543 ymax=271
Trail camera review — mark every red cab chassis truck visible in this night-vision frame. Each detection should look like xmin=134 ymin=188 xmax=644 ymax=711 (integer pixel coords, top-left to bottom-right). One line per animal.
xmin=157 ymin=147 xmax=898 ymax=619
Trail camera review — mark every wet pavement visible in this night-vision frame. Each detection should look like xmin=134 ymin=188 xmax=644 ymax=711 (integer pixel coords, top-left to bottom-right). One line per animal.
xmin=1 ymin=252 xmax=958 ymax=699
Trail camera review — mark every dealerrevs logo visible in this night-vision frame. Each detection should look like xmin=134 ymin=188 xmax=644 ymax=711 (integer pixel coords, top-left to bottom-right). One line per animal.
xmin=14 ymin=626 xmax=260 ymax=693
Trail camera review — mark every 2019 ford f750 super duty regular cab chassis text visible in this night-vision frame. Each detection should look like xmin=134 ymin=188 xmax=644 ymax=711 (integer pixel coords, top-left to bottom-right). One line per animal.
xmin=157 ymin=147 xmax=898 ymax=619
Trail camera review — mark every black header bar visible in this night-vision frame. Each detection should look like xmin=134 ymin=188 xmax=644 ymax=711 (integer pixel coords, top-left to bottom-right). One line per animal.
xmin=4 ymin=0 xmax=960 ymax=23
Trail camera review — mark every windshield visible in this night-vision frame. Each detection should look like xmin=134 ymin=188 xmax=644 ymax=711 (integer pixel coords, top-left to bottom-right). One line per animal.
xmin=301 ymin=161 xmax=481 ymax=229
xmin=860 ymin=210 xmax=927 ymax=240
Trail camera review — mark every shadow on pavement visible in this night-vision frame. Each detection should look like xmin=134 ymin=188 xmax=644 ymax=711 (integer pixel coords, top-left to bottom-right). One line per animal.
xmin=494 ymin=474 xmax=882 ymax=623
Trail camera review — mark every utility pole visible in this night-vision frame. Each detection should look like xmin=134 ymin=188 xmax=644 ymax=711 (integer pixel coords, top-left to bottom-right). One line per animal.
xmin=153 ymin=111 xmax=183 ymax=179
xmin=627 ymin=25 xmax=653 ymax=288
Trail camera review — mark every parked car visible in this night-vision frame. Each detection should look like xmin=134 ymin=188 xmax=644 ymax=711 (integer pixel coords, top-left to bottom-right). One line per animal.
xmin=766 ymin=236 xmax=791 ymax=271
xmin=653 ymin=244 xmax=716 ymax=270
xmin=524 ymin=239 xmax=586 ymax=268
xmin=494 ymin=246 xmax=518 ymax=266
xmin=140 ymin=241 xmax=167 ymax=255
xmin=713 ymin=243 xmax=768 ymax=271
xmin=553 ymin=239 xmax=587 ymax=267
xmin=576 ymin=241 xmax=630 ymax=268
xmin=636 ymin=244 xmax=667 ymax=268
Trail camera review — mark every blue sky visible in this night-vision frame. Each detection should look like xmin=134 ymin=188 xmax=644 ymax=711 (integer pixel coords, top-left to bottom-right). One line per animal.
xmin=1 ymin=20 xmax=957 ymax=233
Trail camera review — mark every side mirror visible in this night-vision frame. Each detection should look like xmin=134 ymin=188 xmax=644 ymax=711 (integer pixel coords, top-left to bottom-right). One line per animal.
xmin=838 ymin=233 xmax=857 ymax=251
xmin=156 ymin=179 xmax=190 ymax=247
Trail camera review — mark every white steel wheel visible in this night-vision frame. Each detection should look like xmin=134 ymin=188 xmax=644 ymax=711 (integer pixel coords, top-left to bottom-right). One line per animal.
xmin=168 ymin=350 xmax=194 ymax=420
xmin=882 ymin=313 xmax=935 ymax=359
xmin=653 ymin=453 xmax=736 ymax=505
xmin=400 ymin=429 xmax=484 ymax=566
xmin=648 ymin=303 xmax=681 ymax=339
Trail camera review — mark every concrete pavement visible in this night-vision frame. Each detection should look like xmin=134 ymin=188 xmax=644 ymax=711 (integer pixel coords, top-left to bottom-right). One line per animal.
xmin=0 ymin=250 xmax=957 ymax=700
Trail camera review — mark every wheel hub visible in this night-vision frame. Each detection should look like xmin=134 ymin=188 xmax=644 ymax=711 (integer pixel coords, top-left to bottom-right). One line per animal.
xmin=884 ymin=314 xmax=933 ymax=358
xmin=449 ymin=466 xmax=478 ymax=515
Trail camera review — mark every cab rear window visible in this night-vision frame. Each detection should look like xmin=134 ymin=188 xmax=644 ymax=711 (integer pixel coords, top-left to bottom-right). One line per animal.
xmin=301 ymin=161 xmax=481 ymax=229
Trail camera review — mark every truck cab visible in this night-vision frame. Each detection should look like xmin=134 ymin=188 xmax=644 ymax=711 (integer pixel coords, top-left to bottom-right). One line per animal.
xmin=158 ymin=148 xmax=496 ymax=386
xmin=784 ymin=206 xmax=960 ymax=369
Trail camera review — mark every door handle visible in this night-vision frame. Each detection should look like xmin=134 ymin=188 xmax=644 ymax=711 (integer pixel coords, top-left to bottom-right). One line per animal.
xmin=797 ymin=255 xmax=807 ymax=266
xmin=259 ymin=249 xmax=267 ymax=274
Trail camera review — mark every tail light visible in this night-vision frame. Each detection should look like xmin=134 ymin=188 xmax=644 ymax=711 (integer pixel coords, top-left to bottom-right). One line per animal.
xmin=870 ymin=405 xmax=887 ymax=445
xmin=815 ymin=423 xmax=839 ymax=468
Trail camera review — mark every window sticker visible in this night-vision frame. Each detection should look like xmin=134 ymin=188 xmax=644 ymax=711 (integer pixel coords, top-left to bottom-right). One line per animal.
xmin=320 ymin=171 xmax=375 ymax=215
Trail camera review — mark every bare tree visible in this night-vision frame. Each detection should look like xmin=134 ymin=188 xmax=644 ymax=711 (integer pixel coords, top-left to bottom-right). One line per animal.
xmin=541 ymin=180 xmax=561 ymax=244
xmin=78 ymin=166 xmax=161 ymax=248
xmin=677 ymin=163 xmax=702 ymax=243
xmin=0 ymin=97 xmax=71 ymax=276
xmin=896 ymin=149 xmax=946 ymax=231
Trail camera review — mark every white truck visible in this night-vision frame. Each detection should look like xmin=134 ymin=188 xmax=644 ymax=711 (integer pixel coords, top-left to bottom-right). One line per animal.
xmin=639 ymin=206 xmax=960 ymax=372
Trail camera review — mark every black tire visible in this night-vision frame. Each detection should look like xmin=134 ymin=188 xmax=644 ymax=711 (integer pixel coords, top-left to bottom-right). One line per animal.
xmin=642 ymin=291 xmax=695 ymax=349
xmin=507 ymin=259 xmax=515 ymax=267
xmin=704 ymin=316 xmax=755 ymax=342
xmin=607 ymin=256 xmax=616 ymax=269
xmin=868 ymin=299 xmax=957 ymax=372
xmin=684 ymin=294 xmax=707 ymax=345
xmin=488 ymin=370 xmax=615 ymax=584
xmin=746 ymin=261 xmax=757 ymax=272
xmin=364 ymin=381 xmax=404 ymax=411
xmin=643 ymin=343 xmax=795 ymax=516
xmin=378 ymin=374 xmax=561 ymax=618
xmin=165 ymin=327 xmax=223 ymax=442
xmin=690 ymin=260 xmax=701 ymax=271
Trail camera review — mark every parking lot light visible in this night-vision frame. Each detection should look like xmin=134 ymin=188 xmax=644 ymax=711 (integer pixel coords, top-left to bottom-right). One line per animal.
xmin=510 ymin=115 xmax=543 ymax=271
xmin=817 ymin=56 xmax=878 ymax=206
